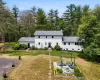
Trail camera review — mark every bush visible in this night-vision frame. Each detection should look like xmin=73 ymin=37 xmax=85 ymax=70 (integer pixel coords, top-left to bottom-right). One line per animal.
xmin=54 ymin=43 xmax=61 ymax=51
xmin=31 ymin=46 xmax=35 ymax=50
xmin=20 ymin=44 xmax=28 ymax=50
xmin=44 ymin=47 xmax=48 ymax=50
xmin=30 ymin=46 xmax=38 ymax=50
xmin=79 ymin=45 xmax=100 ymax=62
xmin=74 ymin=66 xmax=83 ymax=77
xmin=55 ymin=68 xmax=63 ymax=74
xmin=13 ymin=43 xmax=20 ymax=50
xmin=13 ymin=43 xmax=28 ymax=50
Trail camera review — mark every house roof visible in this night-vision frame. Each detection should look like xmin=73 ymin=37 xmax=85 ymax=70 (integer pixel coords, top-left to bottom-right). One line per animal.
xmin=34 ymin=31 xmax=63 ymax=36
xmin=63 ymin=36 xmax=80 ymax=42
xmin=18 ymin=37 xmax=35 ymax=42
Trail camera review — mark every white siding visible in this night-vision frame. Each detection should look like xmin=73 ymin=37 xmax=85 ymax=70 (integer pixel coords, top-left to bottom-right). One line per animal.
xmin=19 ymin=35 xmax=83 ymax=51
xmin=62 ymin=42 xmax=82 ymax=51
xmin=35 ymin=35 xmax=63 ymax=48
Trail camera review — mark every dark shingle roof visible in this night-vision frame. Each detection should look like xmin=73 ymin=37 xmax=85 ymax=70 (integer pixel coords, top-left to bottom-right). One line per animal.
xmin=34 ymin=31 xmax=63 ymax=36
xmin=63 ymin=36 xmax=80 ymax=42
xmin=18 ymin=37 xmax=35 ymax=42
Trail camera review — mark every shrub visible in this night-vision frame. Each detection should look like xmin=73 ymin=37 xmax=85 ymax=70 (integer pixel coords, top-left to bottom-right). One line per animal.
xmin=54 ymin=43 xmax=61 ymax=51
xmin=13 ymin=43 xmax=20 ymax=50
xmin=79 ymin=44 xmax=100 ymax=62
xmin=20 ymin=44 xmax=28 ymax=50
xmin=44 ymin=47 xmax=48 ymax=50
xmin=30 ymin=46 xmax=38 ymax=50
xmin=55 ymin=68 xmax=63 ymax=74
xmin=13 ymin=43 xmax=28 ymax=50
xmin=74 ymin=66 xmax=83 ymax=77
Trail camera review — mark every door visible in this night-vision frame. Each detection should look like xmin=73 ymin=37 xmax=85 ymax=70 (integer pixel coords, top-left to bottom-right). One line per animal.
xmin=28 ymin=43 xmax=30 ymax=48
xmin=48 ymin=42 xmax=51 ymax=48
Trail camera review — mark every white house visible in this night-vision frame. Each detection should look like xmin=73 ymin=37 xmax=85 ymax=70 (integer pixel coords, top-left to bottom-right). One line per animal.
xmin=18 ymin=30 xmax=83 ymax=51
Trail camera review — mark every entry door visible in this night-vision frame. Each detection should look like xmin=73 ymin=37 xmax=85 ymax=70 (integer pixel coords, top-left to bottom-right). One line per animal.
xmin=28 ymin=43 xmax=30 ymax=48
xmin=48 ymin=42 xmax=51 ymax=48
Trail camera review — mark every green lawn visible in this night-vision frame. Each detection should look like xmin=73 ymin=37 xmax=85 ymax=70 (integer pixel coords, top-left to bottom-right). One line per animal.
xmin=7 ymin=50 xmax=80 ymax=57
xmin=51 ymin=51 xmax=79 ymax=57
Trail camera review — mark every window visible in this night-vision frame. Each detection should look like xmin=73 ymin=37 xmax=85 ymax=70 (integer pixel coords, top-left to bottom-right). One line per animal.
xmin=52 ymin=36 xmax=54 ymax=38
xmin=46 ymin=36 xmax=47 ymax=38
xmin=62 ymin=37 xmax=64 ymax=41
xmin=75 ymin=42 xmax=78 ymax=45
xmin=64 ymin=42 xmax=66 ymax=45
xmin=68 ymin=42 xmax=70 ymax=45
xmin=75 ymin=42 xmax=77 ymax=45
xmin=38 ymin=36 xmax=40 ymax=38
xmin=45 ymin=42 xmax=47 ymax=45
xmin=38 ymin=42 xmax=40 ymax=45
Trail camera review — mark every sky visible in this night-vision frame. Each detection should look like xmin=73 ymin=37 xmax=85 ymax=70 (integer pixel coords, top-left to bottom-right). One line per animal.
xmin=3 ymin=0 xmax=100 ymax=16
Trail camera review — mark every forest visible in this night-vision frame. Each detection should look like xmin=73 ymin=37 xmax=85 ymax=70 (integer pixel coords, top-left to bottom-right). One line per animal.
xmin=0 ymin=0 xmax=100 ymax=61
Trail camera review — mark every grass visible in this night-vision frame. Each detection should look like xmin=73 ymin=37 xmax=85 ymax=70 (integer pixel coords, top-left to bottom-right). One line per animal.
xmin=8 ymin=55 xmax=76 ymax=80
xmin=77 ymin=62 xmax=100 ymax=80
xmin=8 ymin=51 xmax=49 ymax=56
xmin=51 ymin=51 xmax=79 ymax=57
xmin=7 ymin=50 xmax=79 ymax=57
xmin=8 ymin=55 xmax=49 ymax=80
xmin=0 ymin=53 xmax=99 ymax=80
xmin=1 ymin=49 xmax=100 ymax=80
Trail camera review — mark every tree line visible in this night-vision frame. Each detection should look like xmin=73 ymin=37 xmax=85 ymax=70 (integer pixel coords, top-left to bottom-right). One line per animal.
xmin=0 ymin=0 xmax=100 ymax=61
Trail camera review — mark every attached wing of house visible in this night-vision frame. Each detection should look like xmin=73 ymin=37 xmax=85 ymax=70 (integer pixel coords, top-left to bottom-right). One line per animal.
xmin=18 ymin=37 xmax=35 ymax=48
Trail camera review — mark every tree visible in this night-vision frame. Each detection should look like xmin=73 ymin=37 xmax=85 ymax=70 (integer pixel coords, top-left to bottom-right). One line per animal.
xmin=36 ymin=8 xmax=46 ymax=25
xmin=36 ymin=8 xmax=47 ymax=30
xmin=82 ymin=5 xmax=90 ymax=16
xmin=78 ymin=15 xmax=97 ymax=47
xmin=0 ymin=0 xmax=15 ymax=43
xmin=47 ymin=9 xmax=55 ymax=30
xmin=31 ymin=6 xmax=37 ymax=25
xmin=12 ymin=5 xmax=19 ymax=24
xmin=94 ymin=5 xmax=100 ymax=21
xmin=54 ymin=9 xmax=60 ymax=30
xmin=63 ymin=4 xmax=76 ymax=35
xmin=19 ymin=10 xmax=36 ymax=37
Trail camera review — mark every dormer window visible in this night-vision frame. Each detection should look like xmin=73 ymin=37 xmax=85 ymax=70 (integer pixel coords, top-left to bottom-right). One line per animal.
xmin=38 ymin=36 xmax=40 ymax=38
xmin=52 ymin=36 xmax=54 ymax=38
xmin=46 ymin=36 xmax=47 ymax=38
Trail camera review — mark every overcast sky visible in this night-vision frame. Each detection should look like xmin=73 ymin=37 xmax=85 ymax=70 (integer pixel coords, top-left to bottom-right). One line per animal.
xmin=4 ymin=0 xmax=100 ymax=16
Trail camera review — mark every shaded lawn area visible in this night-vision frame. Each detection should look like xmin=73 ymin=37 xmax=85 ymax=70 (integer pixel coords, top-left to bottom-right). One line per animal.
xmin=6 ymin=50 xmax=79 ymax=57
